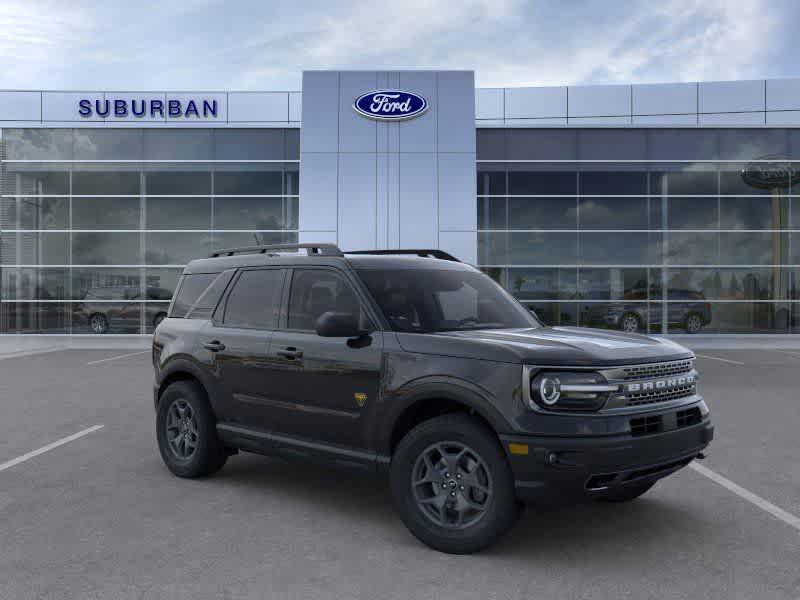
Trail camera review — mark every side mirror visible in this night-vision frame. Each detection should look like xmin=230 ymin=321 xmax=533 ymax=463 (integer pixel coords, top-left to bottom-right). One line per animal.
xmin=315 ymin=311 xmax=363 ymax=338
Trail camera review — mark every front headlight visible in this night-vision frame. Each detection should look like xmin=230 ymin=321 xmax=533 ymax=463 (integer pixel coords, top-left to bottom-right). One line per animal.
xmin=528 ymin=371 xmax=618 ymax=411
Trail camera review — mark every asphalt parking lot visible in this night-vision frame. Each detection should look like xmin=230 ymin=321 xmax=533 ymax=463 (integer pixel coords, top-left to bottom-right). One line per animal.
xmin=0 ymin=347 xmax=799 ymax=599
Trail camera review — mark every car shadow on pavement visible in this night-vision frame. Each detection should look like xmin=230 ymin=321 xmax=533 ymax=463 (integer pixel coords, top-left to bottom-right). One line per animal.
xmin=205 ymin=453 xmax=703 ymax=558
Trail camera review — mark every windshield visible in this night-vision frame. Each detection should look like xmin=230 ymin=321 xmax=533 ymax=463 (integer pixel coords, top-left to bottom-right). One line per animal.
xmin=356 ymin=267 xmax=540 ymax=333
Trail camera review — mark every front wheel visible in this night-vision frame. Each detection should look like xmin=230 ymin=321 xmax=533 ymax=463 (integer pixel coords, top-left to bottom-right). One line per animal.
xmin=89 ymin=313 xmax=109 ymax=334
xmin=685 ymin=313 xmax=703 ymax=334
xmin=619 ymin=312 xmax=641 ymax=333
xmin=390 ymin=414 xmax=520 ymax=554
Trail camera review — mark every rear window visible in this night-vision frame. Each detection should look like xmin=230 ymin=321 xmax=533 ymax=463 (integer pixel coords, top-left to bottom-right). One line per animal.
xmin=170 ymin=273 xmax=218 ymax=318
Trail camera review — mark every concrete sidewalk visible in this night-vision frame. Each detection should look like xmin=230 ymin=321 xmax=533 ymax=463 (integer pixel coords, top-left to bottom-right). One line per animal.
xmin=0 ymin=335 xmax=149 ymax=358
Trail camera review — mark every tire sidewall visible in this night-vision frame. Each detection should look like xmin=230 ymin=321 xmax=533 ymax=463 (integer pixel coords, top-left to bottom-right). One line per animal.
xmin=156 ymin=381 xmax=224 ymax=478
xmin=390 ymin=414 xmax=518 ymax=554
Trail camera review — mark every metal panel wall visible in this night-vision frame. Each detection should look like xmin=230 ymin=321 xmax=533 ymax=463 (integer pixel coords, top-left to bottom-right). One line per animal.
xmin=299 ymin=70 xmax=477 ymax=263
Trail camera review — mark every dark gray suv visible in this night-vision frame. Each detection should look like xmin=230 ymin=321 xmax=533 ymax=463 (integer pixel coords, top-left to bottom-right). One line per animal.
xmin=152 ymin=243 xmax=713 ymax=554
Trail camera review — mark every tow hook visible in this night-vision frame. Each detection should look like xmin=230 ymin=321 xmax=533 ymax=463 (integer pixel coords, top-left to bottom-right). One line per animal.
xmin=696 ymin=452 xmax=706 ymax=460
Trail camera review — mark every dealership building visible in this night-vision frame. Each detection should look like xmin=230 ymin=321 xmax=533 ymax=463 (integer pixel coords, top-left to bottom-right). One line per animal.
xmin=1 ymin=70 xmax=800 ymax=335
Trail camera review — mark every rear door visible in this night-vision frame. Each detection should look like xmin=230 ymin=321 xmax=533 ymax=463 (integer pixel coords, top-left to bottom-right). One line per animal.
xmin=263 ymin=267 xmax=383 ymax=448
xmin=198 ymin=267 xmax=286 ymax=424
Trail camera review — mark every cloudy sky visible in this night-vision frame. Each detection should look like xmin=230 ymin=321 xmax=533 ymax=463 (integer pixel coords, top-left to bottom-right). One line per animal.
xmin=0 ymin=0 xmax=796 ymax=90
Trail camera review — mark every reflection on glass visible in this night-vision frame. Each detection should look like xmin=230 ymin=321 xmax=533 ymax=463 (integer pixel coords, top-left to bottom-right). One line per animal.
xmin=2 ymin=303 xmax=69 ymax=333
xmin=509 ymin=197 xmax=576 ymax=229
xmin=72 ymin=172 xmax=140 ymax=195
xmin=579 ymin=232 xmax=659 ymax=265
xmin=145 ymin=172 xmax=211 ymax=195
xmin=719 ymin=232 xmax=788 ymax=265
xmin=214 ymin=171 xmax=282 ymax=195
xmin=73 ymin=197 xmax=140 ymax=230
xmin=667 ymin=232 xmax=718 ymax=265
xmin=145 ymin=232 xmax=212 ymax=265
xmin=211 ymin=231 xmax=297 ymax=252
xmin=1 ymin=232 xmax=70 ymax=265
xmin=72 ymin=302 xmax=143 ymax=334
xmin=17 ymin=197 xmax=69 ymax=229
xmin=525 ymin=302 xmax=578 ymax=327
xmin=72 ymin=268 xmax=141 ymax=300
xmin=578 ymin=268 xmax=649 ymax=300
xmin=508 ymin=268 xmax=577 ymax=300
xmin=477 ymin=197 xmax=507 ymax=230
xmin=73 ymin=233 xmax=141 ymax=265
xmin=1 ymin=268 xmax=69 ymax=300
xmin=146 ymin=197 xmax=211 ymax=230
xmin=213 ymin=197 xmax=296 ymax=230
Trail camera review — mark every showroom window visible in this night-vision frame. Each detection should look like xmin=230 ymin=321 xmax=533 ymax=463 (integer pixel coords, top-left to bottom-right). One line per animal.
xmin=0 ymin=128 xmax=299 ymax=334
xmin=477 ymin=128 xmax=800 ymax=334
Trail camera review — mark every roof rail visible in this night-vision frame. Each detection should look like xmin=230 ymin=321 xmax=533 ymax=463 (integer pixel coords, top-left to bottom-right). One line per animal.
xmin=344 ymin=249 xmax=460 ymax=262
xmin=210 ymin=243 xmax=344 ymax=258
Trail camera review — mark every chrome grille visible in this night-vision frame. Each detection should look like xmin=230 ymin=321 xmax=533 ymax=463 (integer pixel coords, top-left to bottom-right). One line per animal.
xmin=621 ymin=359 xmax=693 ymax=381
xmin=626 ymin=384 xmax=696 ymax=406
xmin=614 ymin=359 xmax=697 ymax=406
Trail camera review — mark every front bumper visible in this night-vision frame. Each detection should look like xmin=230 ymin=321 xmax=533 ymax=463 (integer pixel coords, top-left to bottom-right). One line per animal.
xmin=500 ymin=413 xmax=713 ymax=505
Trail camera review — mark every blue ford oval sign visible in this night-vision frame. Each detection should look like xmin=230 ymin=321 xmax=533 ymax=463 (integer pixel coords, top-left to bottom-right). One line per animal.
xmin=353 ymin=90 xmax=428 ymax=121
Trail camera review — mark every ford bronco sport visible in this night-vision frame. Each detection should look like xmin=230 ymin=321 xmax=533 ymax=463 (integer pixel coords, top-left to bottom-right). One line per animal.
xmin=152 ymin=243 xmax=713 ymax=554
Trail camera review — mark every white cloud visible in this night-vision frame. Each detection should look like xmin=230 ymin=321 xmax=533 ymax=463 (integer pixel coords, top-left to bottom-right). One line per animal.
xmin=0 ymin=0 xmax=789 ymax=90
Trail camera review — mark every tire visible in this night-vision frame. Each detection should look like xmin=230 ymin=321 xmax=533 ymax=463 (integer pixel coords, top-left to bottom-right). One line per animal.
xmin=153 ymin=312 xmax=167 ymax=329
xmin=89 ymin=313 xmax=109 ymax=334
xmin=619 ymin=312 xmax=641 ymax=333
xmin=594 ymin=481 xmax=654 ymax=503
xmin=156 ymin=380 xmax=227 ymax=478
xmin=390 ymin=413 xmax=520 ymax=554
xmin=685 ymin=313 xmax=703 ymax=334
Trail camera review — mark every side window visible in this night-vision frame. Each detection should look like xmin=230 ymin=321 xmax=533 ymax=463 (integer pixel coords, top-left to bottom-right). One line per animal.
xmin=287 ymin=269 xmax=365 ymax=331
xmin=170 ymin=273 xmax=217 ymax=318
xmin=222 ymin=269 xmax=284 ymax=329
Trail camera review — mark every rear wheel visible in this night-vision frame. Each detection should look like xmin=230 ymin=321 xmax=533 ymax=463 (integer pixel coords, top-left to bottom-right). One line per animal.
xmin=89 ymin=313 xmax=108 ymax=334
xmin=156 ymin=380 xmax=227 ymax=478
xmin=594 ymin=481 xmax=654 ymax=503
xmin=390 ymin=414 xmax=519 ymax=554
xmin=620 ymin=312 xmax=641 ymax=333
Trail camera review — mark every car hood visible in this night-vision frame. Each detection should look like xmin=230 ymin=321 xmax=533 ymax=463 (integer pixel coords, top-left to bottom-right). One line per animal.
xmin=395 ymin=326 xmax=692 ymax=366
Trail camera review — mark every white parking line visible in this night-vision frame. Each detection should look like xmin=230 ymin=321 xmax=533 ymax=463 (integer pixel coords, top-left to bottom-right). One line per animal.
xmin=690 ymin=462 xmax=800 ymax=533
xmin=0 ymin=347 xmax=68 ymax=361
xmin=0 ymin=425 xmax=105 ymax=473
xmin=694 ymin=353 xmax=745 ymax=365
xmin=86 ymin=350 xmax=149 ymax=365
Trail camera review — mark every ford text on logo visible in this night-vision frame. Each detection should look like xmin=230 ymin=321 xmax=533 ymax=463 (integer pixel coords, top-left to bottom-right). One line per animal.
xmin=353 ymin=90 xmax=428 ymax=121
xmin=78 ymin=98 xmax=219 ymax=119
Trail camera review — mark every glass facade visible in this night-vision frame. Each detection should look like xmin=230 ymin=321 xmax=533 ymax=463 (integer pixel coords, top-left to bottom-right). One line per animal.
xmin=0 ymin=128 xmax=299 ymax=334
xmin=477 ymin=128 xmax=800 ymax=334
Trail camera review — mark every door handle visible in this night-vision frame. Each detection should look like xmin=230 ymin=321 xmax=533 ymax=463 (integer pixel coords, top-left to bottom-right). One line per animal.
xmin=276 ymin=347 xmax=303 ymax=360
xmin=203 ymin=340 xmax=226 ymax=352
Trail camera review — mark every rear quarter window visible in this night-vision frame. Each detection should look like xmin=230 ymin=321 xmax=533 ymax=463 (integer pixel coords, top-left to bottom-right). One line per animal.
xmin=170 ymin=273 xmax=220 ymax=318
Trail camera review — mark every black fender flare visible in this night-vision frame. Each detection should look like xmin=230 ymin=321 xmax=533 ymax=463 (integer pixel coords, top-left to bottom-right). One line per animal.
xmin=157 ymin=355 xmax=223 ymax=416
xmin=373 ymin=376 xmax=513 ymax=457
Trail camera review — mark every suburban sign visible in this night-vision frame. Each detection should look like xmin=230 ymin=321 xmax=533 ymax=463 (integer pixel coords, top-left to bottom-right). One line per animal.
xmin=352 ymin=90 xmax=428 ymax=121
xmin=78 ymin=98 xmax=219 ymax=119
